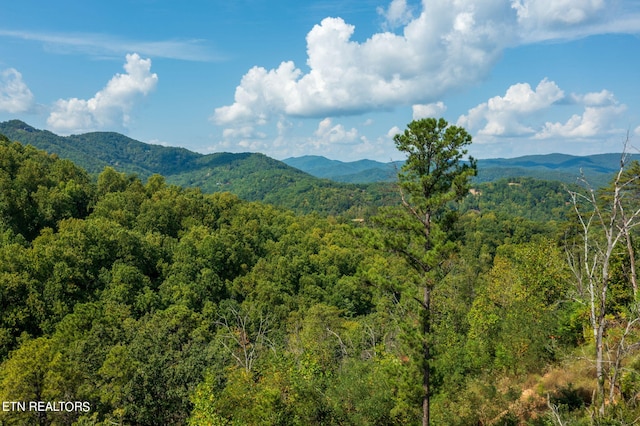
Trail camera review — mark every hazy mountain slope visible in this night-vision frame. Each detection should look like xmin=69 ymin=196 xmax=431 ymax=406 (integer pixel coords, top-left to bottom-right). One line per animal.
xmin=283 ymin=156 xmax=397 ymax=181
xmin=1 ymin=119 xmax=630 ymax=216
xmin=0 ymin=120 xmax=388 ymax=216
xmin=0 ymin=120 xmax=201 ymax=178
xmin=285 ymin=153 xmax=635 ymax=187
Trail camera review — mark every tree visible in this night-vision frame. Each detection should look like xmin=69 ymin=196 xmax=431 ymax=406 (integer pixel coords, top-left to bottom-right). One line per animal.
xmin=374 ymin=118 xmax=476 ymax=425
xmin=467 ymin=239 xmax=569 ymax=374
xmin=566 ymin=146 xmax=640 ymax=417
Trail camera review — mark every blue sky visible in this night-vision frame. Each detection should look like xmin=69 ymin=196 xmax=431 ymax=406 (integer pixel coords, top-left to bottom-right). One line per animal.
xmin=0 ymin=0 xmax=639 ymax=161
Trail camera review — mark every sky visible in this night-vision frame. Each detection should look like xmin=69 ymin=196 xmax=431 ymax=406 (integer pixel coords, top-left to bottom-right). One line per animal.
xmin=0 ymin=0 xmax=639 ymax=162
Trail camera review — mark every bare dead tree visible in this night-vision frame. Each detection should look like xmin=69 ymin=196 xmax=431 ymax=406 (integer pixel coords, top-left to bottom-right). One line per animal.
xmin=547 ymin=393 xmax=567 ymax=426
xmin=216 ymin=304 xmax=273 ymax=373
xmin=566 ymin=139 xmax=640 ymax=416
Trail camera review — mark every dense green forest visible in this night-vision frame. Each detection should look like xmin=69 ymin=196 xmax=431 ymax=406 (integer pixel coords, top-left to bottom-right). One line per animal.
xmin=1 ymin=124 xmax=640 ymax=426
xmin=0 ymin=120 xmax=393 ymax=218
xmin=0 ymin=120 xmax=630 ymax=218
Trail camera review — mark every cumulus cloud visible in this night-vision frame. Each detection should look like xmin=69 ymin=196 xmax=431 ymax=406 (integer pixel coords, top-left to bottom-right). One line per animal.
xmin=412 ymin=102 xmax=447 ymax=120
xmin=458 ymin=80 xmax=627 ymax=142
xmin=536 ymin=104 xmax=626 ymax=139
xmin=209 ymin=117 xmax=383 ymax=161
xmin=313 ymin=118 xmax=359 ymax=147
xmin=213 ymin=1 xmax=513 ymax=126
xmin=570 ymin=89 xmax=617 ymax=106
xmin=387 ymin=126 xmax=402 ymax=139
xmin=306 ymin=118 xmax=397 ymax=160
xmin=212 ymin=0 xmax=639 ymax=135
xmin=0 ymin=68 xmax=34 ymax=113
xmin=378 ymin=0 xmax=414 ymax=29
xmin=47 ymin=53 xmax=158 ymax=134
xmin=222 ymin=125 xmax=267 ymax=140
xmin=457 ymin=78 xmax=565 ymax=136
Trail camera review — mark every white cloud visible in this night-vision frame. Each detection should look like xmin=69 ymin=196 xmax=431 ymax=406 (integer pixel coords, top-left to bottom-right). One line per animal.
xmin=387 ymin=126 xmax=402 ymax=139
xmin=535 ymin=88 xmax=626 ymax=139
xmin=570 ymin=89 xmax=617 ymax=106
xmin=635 ymin=126 xmax=640 ymax=137
xmin=306 ymin=119 xmax=398 ymax=160
xmin=412 ymin=102 xmax=447 ymax=120
xmin=208 ymin=0 xmax=640 ymax=159
xmin=512 ymin=0 xmax=640 ymax=42
xmin=0 ymin=29 xmax=217 ymax=62
xmin=377 ymin=0 xmax=414 ymax=29
xmin=512 ymin=0 xmax=605 ymax=26
xmin=213 ymin=2 xmax=512 ymax=126
xmin=222 ymin=125 xmax=267 ymax=140
xmin=458 ymin=78 xmax=627 ymax=144
xmin=47 ymin=53 xmax=158 ymax=134
xmin=0 ymin=68 xmax=34 ymax=113
xmin=458 ymin=78 xmax=565 ymax=136
xmin=535 ymin=104 xmax=626 ymax=139
xmin=212 ymin=0 xmax=640 ymax=136
xmin=313 ymin=118 xmax=359 ymax=146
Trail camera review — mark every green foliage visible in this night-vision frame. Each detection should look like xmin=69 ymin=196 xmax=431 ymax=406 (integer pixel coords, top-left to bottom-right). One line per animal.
xmin=0 ymin=121 xmax=393 ymax=217
xmin=0 ymin=137 xmax=94 ymax=240
xmin=395 ymin=117 xmax=476 ymax=213
xmin=461 ymin=177 xmax=572 ymax=223
xmin=467 ymin=239 xmax=570 ymax=373
xmin=373 ymin=117 xmax=477 ymax=424
xmin=3 ymin=132 xmax=640 ymax=424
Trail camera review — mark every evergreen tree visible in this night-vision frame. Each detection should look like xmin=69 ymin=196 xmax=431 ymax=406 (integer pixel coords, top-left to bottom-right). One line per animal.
xmin=374 ymin=117 xmax=476 ymax=425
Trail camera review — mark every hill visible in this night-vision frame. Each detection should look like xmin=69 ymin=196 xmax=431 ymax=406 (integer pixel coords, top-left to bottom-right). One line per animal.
xmin=284 ymin=152 xmax=637 ymax=187
xmin=0 ymin=120 xmax=394 ymax=216
xmin=283 ymin=155 xmax=400 ymax=183
xmin=0 ymin=120 xmax=629 ymax=218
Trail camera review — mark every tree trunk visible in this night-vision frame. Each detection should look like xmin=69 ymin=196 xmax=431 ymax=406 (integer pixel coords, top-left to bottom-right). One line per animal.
xmin=625 ymin=231 xmax=638 ymax=300
xmin=595 ymin=318 xmax=606 ymax=416
xmin=422 ymin=285 xmax=431 ymax=426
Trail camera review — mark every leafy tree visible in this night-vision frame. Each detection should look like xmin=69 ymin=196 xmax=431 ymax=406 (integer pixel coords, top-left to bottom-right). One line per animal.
xmin=374 ymin=117 xmax=476 ymax=425
xmin=28 ymin=217 xmax=162 ymax=332
xmin=0 ymin=336 xmax=83 ymax=426
xmin=0 ymin=137 xmax=94 ymax=240
xmin=97 ymin=305 xmax=214 ymax=425
xmin=466 ymin=239 xmax=569 ymax=374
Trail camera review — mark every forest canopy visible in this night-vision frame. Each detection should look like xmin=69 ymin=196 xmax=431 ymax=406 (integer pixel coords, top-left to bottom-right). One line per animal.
xmin=1 ymin=128 xmax=640 ymax=425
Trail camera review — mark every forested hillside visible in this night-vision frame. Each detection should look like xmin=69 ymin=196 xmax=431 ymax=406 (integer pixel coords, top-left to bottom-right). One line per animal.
xmin=0 ymin=120 xmax=391 ymax=217
xmin=1 ymin=126 xmax=640 ymax=425
xmin=0 ymin=120 xmax=625 ymax=219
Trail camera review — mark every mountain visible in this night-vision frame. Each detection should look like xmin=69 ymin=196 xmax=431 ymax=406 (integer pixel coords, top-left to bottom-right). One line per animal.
xmin=0 ymin=120 xmax=390 ymax=216
xmin=283 ymin=156 xmax=400 ymax=183
xmin=285 ymin=153 xmax=637 ymax=187
xmin=474 ymin=153 xmax=640 ymax=187
xmin=0 ymin=120 xmax=631 ymax=216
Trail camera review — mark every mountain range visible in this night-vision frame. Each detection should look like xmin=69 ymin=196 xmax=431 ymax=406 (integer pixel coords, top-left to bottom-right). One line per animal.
xmin=0 ymin=119 xmax=632 ymax=209
xmin=283 ymin=153 xmax=634 ymax=187
xmin=0 ymin=120 xmax=391 ymax=216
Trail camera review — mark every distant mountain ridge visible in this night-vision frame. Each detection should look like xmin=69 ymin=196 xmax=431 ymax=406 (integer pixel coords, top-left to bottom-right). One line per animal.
xmin=284 ymin=152 xmax=637 ymax=187
xmin=0 ymin=119 xmax=632 ymax=206
xmin=0 ymin=119 xmax=219 ymax=178
xmin=283 ymin=155 xmax=401 ymax=183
